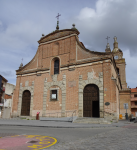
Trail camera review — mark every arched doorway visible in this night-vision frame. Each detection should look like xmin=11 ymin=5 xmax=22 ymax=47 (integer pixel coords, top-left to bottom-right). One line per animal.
xmin=21 ymin=90 xmax=31 ymax=116
xmin=83 ymin=84 xmax=99 ymax=117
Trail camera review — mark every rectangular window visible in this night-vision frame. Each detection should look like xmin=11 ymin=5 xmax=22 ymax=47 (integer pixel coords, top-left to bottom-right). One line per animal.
xmin=134 ymin=94 xmax=137 ymax=97
xmin=51 ymin=90 xmax=57 ymax=100
xmin=135 ymin=102 xmax=137 ymax=105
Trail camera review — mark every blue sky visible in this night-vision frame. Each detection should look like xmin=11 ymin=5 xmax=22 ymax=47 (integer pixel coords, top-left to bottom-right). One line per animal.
xmin=0 ymin=0 xmax=137 ymax=88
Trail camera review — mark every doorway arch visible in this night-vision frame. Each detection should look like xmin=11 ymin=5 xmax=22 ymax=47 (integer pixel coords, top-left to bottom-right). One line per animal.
xmin=21 ymin=90 xmax=31 ymax=116
xmin=83 ymin=84 xmax=100 ymax=117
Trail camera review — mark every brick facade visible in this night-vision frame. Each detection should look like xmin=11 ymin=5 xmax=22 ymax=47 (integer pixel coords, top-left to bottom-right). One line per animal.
xmin=130 ymin=88 xmax=137 ymax=117
xmin=12 ymin=27 xmax=131 ymax=121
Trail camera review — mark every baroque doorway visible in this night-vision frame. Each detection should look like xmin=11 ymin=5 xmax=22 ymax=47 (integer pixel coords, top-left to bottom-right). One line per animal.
xmin=21 ymin=90 xmax=31 ymax=116
xmin=83 ymin=84 xmax=99 ymax=117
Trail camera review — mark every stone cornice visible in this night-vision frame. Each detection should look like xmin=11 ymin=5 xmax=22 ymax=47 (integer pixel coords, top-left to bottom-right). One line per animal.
xmin=17 ymin=57 xmax=112 ymax=76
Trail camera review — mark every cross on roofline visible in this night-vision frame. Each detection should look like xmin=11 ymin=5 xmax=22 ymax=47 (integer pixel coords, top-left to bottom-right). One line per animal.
xmin=106 ymin=36 xmax=110 ymax=43
xmin=56 ymin=13 xmax=61 ymax=21
xmin=21 ymin=58 xmax=23 ymax=63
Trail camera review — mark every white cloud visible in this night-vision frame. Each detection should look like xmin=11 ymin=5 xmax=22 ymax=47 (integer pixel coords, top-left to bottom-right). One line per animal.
xmin=73 ymin=0 xmax=137 ymax=55
xmin=78 ymin=7 xmax=96 ymax=20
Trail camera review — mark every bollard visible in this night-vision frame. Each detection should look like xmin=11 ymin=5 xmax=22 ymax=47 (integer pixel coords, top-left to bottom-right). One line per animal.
xmin=125 ymin=113 xmax=128 ymax=120
xmin=36 ymin=112 xmax=40 ymax=120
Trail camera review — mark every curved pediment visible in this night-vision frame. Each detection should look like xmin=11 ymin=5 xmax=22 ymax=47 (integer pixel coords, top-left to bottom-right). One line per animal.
xmin=38 ymin=29 xmax=80 ymax=44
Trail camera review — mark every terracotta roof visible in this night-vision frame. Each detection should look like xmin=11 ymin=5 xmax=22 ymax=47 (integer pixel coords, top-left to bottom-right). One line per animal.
xmin=131 ymin=88 xmax=137 ymax=93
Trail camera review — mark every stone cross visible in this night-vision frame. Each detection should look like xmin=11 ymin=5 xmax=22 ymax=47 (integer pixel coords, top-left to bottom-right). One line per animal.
xmin=106 ymin=36 xmax=110 ymax=43
xmin=56 ymin=13 xmax=61 ymax=21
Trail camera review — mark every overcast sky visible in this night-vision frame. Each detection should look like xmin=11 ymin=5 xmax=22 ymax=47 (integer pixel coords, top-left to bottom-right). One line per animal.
xmin=0 ymin=0 xmax=137 ymax=88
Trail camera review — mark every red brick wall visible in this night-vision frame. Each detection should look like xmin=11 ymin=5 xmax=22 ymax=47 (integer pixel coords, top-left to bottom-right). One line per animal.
xmin=13 ymin=33 xmax=124 ymax=119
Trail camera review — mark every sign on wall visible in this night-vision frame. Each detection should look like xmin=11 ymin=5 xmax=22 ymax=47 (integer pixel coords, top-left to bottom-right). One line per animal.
xmin=124 ymin=103 xmax=128 ymax=109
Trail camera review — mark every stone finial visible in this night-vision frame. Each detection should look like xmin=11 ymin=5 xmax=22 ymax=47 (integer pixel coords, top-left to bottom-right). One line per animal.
xmin=105 ymin=43 xmax=111 ymax=52
xmin=114 ymin=36 xmax=117 ymax=42
xmin=19 ymin=63 xmax=23 ymax=69
xmin=72 ymin=24 xmax=75 ymax=29
xmin=106 ymin=43 xmax=110 ymax=49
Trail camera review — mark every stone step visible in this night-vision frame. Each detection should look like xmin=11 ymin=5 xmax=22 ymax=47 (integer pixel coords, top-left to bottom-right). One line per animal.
xmin=75 ymin=117 xmax=105 ymax=121
xmin=40 ymin=116 xmax=77 ymax=122
xmin=73 ymin=117 xmax=111 ymax=124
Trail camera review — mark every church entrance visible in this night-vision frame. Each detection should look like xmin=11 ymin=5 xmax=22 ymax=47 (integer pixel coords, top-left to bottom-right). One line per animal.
xmin=21 ymin=90 xmax=31 ymax=116
xmin=83 ymin=84 xmax=99 ymax=117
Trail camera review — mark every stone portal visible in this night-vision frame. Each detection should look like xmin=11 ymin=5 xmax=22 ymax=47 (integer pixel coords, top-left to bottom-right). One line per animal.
xmin=21 ymin=90 xmax=31 ymax=116
xmin=83 ymin=84 xmax=99 ymax=117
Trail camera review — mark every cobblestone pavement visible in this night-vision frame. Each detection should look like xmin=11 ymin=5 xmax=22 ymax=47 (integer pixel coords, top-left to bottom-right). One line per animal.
xmin=46 ymin=125 xmax=137 ymax=150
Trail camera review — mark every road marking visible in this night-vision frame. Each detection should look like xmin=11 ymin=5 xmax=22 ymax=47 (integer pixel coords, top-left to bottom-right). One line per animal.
xmin=0 ymin=134 xmax=57 ymax=150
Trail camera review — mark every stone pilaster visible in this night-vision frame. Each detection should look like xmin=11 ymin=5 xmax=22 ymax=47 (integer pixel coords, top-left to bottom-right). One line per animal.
xmin=17 ymin=81 xmax=35 ymax=117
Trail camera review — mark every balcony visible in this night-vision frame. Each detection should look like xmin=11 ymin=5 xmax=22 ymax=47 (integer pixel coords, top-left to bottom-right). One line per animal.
xmin=130 ymin=98 xmax=137 ymax=101
xmin=131 ymin=105 xmax=137 ymax=108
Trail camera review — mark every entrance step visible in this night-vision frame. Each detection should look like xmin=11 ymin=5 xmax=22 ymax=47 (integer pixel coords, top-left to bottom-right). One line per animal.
xmin=73 ymin=117 xmax=111 ymax=124
xmin=20 ymin=116 xmax=36 ymax=120
xmin=40 ymin=116 xmax=77 ymax=122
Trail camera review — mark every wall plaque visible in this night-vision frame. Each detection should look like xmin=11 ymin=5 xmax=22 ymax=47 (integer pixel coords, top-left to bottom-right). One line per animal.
xmin=105 ymin=102 xmax=110 ymax=106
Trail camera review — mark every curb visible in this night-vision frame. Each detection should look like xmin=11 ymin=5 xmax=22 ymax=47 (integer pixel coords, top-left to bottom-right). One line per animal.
xmin=0 ymin=124 xmax=122 ymax=128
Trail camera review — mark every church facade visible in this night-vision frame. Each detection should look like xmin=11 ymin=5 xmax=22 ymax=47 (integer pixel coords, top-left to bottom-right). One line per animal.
xmin=12 ymin=24 xmax=131 ymax=121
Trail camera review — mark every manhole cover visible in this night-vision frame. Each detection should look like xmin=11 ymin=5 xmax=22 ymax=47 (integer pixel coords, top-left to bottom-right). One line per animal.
xmin=27 ymin=140 xmax=38 ymax=143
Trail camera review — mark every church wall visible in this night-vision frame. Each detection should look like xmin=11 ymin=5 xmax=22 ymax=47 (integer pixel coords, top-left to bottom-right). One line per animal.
xmin=12 ymin=58 xmax=121 ymax=121
xmin=12 ymin=31 xmax=125 ymax=122
xmin=111 ymin=62 xmax=121 ymax=120
xmin=103 ymin=61 xmax=118 ymax=121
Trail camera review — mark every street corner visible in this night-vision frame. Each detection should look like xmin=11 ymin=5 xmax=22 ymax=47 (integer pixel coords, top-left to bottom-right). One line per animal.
xmin=0 ymin=134 xmax=57 ymax=150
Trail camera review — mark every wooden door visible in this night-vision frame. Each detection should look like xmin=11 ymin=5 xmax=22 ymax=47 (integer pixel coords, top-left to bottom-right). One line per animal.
xmin=83 ymin=84 xmax=99 ymax=117
xmin=21 ymin=90 xmax=31 ymax=116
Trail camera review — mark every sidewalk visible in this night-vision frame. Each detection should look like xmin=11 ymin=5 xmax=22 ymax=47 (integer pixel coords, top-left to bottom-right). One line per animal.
xmin=0 ymin=118 xmax=134 ymax=128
